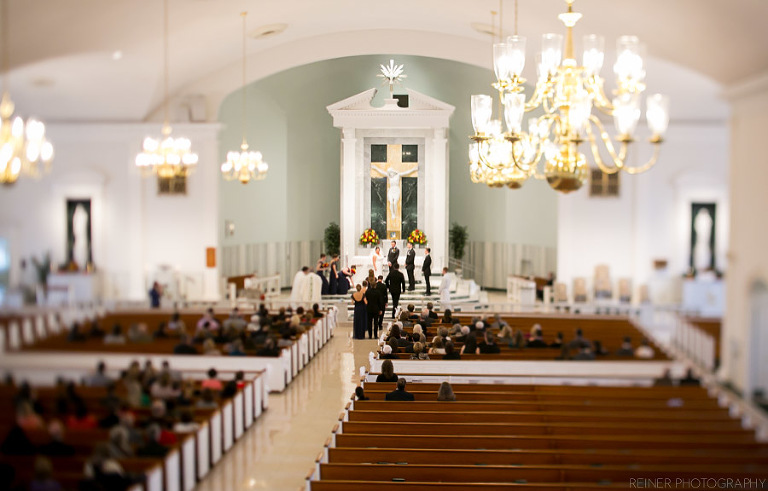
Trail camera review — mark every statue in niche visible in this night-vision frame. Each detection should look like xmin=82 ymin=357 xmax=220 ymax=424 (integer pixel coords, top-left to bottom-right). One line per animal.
xmin=72 ymin=204 xmax=89 ymax=269
xmin=371 ymin=164 xmax=417 ymax=219
xmin=693 ymin=207 xmax=713 ymax=273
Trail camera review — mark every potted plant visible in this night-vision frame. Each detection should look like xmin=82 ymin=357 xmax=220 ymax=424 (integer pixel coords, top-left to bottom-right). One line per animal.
xmin=324 ymin=222 xmax=340 ymax=256
xmin=449 ymin=222 xmax=468 ymax=271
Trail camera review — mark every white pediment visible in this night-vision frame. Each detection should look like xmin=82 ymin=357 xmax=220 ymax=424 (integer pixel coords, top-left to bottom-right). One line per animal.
xmin=327 ymin=87 xmax=454 ymax=129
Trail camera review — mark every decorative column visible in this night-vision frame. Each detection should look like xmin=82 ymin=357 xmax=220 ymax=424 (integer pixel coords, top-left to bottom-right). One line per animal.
xmin=340 ymin=127 xmax=357 ymax=266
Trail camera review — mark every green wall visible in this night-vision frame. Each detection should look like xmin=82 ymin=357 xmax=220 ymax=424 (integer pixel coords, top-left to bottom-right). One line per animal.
xmin=218 ymin=55 xmax=557 ymax=249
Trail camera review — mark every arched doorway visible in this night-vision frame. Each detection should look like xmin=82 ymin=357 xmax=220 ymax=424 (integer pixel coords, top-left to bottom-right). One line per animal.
xmin=748 ymin=280 xmax=768 ymax=406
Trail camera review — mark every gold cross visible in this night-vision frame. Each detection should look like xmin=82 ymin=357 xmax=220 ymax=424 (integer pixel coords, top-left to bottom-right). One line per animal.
xmin=371 ymin=144 xmax=417 ymax=239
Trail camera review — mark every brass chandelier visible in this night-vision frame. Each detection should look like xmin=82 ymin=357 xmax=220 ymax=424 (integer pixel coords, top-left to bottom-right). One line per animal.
xmin=0 ymin=0 xmax=53 ymax=186
xmin=469 ymin=0 xmax=669 ymax=193
xmin=135 ymin=0 xmax=198 ymax=179
xmin=220 ymin=12 xmax=268 ymax=184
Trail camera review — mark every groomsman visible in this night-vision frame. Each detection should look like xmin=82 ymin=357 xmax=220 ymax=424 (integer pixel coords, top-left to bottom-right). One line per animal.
xmin=422 ymin=247 xmax=432 ymax=295
xmin=385 ymin=264 xmax=406 ymax=318
xmin=387 ymin=240 xmax=399 ymax=269
xmin=375 ymin=276 xmax=388 ymax=334
xmin=405 ymin=242 xmax=416 ymax=291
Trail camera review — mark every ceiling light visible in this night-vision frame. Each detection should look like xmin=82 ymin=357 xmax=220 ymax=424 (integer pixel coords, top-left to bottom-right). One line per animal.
xmin=135 ymin=0 xmax=198 ymax=179
xmin=221 ymin=12 xmax=267 ymax=185
xmin=468 ymin=0 xmax=669 ymax=193
xmin=112 ymin=50 xmax=123 ymax=61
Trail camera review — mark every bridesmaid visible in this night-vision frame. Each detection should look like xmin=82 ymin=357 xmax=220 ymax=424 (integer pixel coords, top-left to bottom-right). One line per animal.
xmin=351 ymin=283 xmax=368 ymax=340
xmin=316 ymin=254 xmax=329 ymax=295
xmin=328 ymin=254 xmax=339 ymax=294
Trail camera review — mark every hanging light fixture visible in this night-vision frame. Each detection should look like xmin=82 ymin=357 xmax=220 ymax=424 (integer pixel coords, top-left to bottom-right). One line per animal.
xmin=469 ymin=0 xmax=670 ymax=193
xmin=135 ymin=0 xmax=198 ymax=179
xmin=221 ymin=12 xmax=268 ymax=184
xmin=0 ymin=0 xmax=53 ymax=186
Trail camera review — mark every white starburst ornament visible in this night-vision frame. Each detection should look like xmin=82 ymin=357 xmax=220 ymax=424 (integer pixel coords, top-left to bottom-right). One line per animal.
xmin=377 ymin=59 xmax=407 ymax=99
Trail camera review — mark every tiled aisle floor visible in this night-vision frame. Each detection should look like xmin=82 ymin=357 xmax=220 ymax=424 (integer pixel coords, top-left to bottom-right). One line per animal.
xmin=195 ymin=322 xmax=378 ymax=491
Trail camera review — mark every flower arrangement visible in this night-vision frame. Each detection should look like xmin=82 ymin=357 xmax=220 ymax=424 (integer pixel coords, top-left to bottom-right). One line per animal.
xmin=350 ymin=266 xmax=357 ymax=275
xmin=407 ymin=229 xmax=427 ymax=246
xmin=359 ymin=228 xmax=380 ymax=246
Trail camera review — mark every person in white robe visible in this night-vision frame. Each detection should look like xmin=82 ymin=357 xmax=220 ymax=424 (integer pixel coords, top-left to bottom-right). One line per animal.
xmin=439 ymin=267 xmax=452 ymax=310
xmin=290 ymin=267 xmax=312 ymax=306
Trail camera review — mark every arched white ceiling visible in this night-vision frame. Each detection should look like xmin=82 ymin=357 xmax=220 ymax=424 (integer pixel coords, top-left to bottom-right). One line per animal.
xmin=4 ymin=0 xmax=764 ymax=122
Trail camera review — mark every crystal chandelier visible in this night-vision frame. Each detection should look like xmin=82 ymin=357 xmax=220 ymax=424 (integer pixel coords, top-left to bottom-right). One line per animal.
xmin=0 ymin=0 xmax=53 ymax=186
xmin=135 ymin=0 xmax=198 ymax=179
xmin=469 ymin=0 xmax=670 ymax=193
xmin=221 ymin=12 xmax=267 ymax=184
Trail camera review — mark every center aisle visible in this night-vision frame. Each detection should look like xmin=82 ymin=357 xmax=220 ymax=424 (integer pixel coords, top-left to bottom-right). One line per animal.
xmin=196 ymin=321 xmax=377 ymax=491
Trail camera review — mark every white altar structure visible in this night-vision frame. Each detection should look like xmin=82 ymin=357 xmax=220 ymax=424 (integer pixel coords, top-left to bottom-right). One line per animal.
xmin=327 ymin=88 xmax=454 ymax=279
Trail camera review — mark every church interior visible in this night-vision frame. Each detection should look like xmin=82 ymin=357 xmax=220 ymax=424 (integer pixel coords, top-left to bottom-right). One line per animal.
xmin=1 ymin=0 xmax=768 ymax=489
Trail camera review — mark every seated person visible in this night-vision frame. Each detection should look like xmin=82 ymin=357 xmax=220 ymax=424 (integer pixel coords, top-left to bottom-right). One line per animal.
xmin=223 ymin=308 xmax=247 ymax=331
xmin=679 ymin=368 xmax=701 ymax=386
xmin=83 ymin=443 xmax=127 ymax=483
xmin=460 ymin=334 xmax=478 ymax=355
xmin=428 ymin=336 xmax=446 ymax=355
xmin=167 ymin=312 xmax=186 ymax=334
xmin=406 ymin=304 xmax=419 ymax=320
xmin=196 ymin=389 xmax=218 ymax=409
xmin=526 ymin=327 xmax=548 ymax=348
xmin=202 ymin=338 xmax=222 ymax=356
xmin=441 ymin=309 xmax=456 ymax=325
xmin=635 ymin=338 xmax=655 ymax=359
xmin=201 ymin=368 xmax=223 ymax=391
xmin=593 ymin=340 xmax=610 ymax=356
xmin=477 ymin=330 xmax=501 ymax=354
xmin=455 ymin=325 xmax=470 ymax=344
xmin=38 ymin=420 xmax=75 ymax=456
xmin=196 ymin=308 xmax=221 ymax=332
xmin=410 ymin=342 xmax=430 ymax=360
xmin=256 ymin=337 xmax=281 ymax=357
xmin=426 ymin=302 xmax=439 ymax=320
xmin=173 ymin=410 xmax=200 ymax=434
xmin=355 ymin=387 xmax=369 ymax=401
xmin=615 ymin=336 xmax=634 ymax=356
xmin=173 ymin=334 xmax=198 ymax=355
xmin=103 ymin=324 xmax=126 ymax=344
xmin=85 ymin=361 xmax=113 ymax=388
xmin=437 ymin=381 xmax=456 ymax=401
xmin=136 ymin=424 xmax=169 ymax=457
xmin=376 ymin=359 xmax=399 ymax=382
xmin=227 ymin=339 xmax=247 ymax=356
xmin=572 ymin=345 xmax=596 ymax=360
xmin=67 ymin=323 xmax=87 ymax=342
xmin=127 ymin=323 xmax=153 ymax=343
xmin=66 ymin=403 xmax=98 ymax=430
xmin=497 ymin=324 xmax=514 ymax=343
xmin=385 ymin=377 xmax=415 ymax=401
xmin=379 ymin=344 xmax=398 ymax=360
xmin=442 ymin=340 xmax=461 ymax=360
xmin=549 ymin=332 xmax=564 ymax=348
xmin=30 ymin=456 xmax=63 ymax=491
xmin=653 ymin=368 xmax=674 ymax=386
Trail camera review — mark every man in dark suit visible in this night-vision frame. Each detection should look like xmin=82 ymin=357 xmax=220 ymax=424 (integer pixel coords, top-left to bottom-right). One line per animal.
xmin=364 ymin=280 xmax=381 ymax=339
xmin=375 ymin=276 xmax=388 ymax=334
xmin=385 ymin=263 xmax=406 ymax=319
xmin=405 ymin=242 xmax=416 ymax=291
xmin=387 ymin=240 xmax=399 ymax=269
xmin=385 ymin=377 xmax=415 ymax=401
xmin=422 ymin=247 xmax=432 ymax=295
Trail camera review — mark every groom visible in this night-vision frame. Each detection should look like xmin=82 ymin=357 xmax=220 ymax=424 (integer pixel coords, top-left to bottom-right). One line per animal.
xmin=387 ymin=240 xmax=399 ymax=269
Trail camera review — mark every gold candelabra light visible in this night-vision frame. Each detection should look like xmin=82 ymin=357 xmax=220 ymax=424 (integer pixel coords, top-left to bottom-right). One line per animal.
xmin=135 ymin=0 xmax=198 ymax=179
xmin=0 ymin=0 xmax=53 ymax=185
xmin=469 ymin=0 xmax=669 ymax=193
xmin=221 ymin=11 xmax=267 ymax=184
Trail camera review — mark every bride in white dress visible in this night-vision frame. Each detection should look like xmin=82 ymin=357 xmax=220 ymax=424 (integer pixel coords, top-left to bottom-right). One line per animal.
xmin=370 ymin=246 xmax=384 ymax=275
